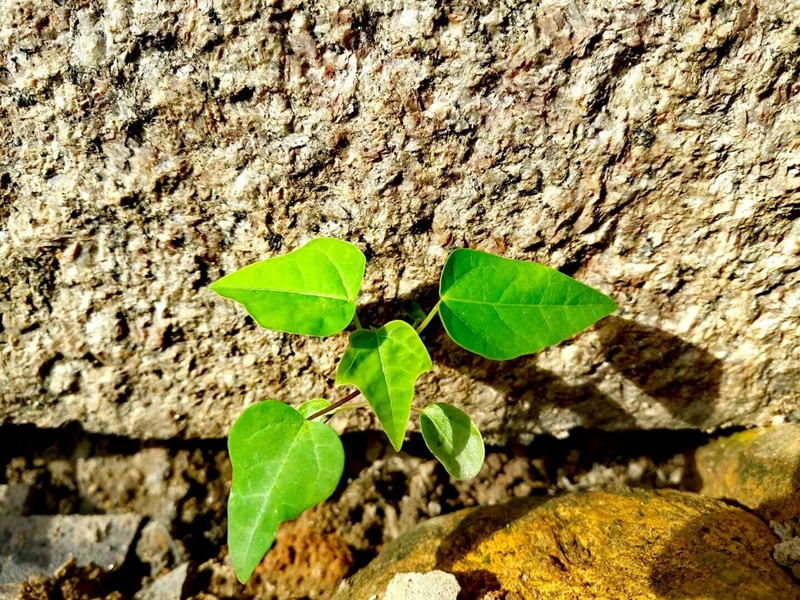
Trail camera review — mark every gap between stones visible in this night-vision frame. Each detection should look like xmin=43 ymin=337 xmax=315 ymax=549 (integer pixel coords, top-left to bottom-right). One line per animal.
xmin=2 ymin=421 xmax=765 ymax=598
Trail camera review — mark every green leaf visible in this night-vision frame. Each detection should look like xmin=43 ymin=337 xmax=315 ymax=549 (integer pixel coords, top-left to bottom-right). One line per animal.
xmin=210 ymin=238 xmax=366 ymax=337
xmin=336 ymin=320 xmax=432 ymax=451
xmin=439 ymin=249 xmax=617 ymax=360
xmin=420 ymin=403 xmax=484 ymax=480
xmin=401 ymin=299 xmax=427 ymax=326
xmin=297 ymin=398 xmax=331 ymax=421
xmin=227 ymin=401 xmax=344 ymax=583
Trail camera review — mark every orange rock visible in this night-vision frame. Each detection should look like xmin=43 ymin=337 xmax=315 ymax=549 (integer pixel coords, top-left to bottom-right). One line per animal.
xmin=695 ymin=424 xmax=800 ymax=522
xmin=335 ymin=489 xmax=799 ymax=599
xmin=250 ymin=514 xmax=354 ymax=599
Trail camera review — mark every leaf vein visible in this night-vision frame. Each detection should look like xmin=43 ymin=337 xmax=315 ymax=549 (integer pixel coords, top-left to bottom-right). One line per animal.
xmin=445 ymin=299 xmax=612 ymax=308
xmin=239 ymin=425 xmax=304 ymax=566
xmin=214 ymin=286 xmax=348 ymax=300
xmin=315 ymin=248 xmax=352 ymax=300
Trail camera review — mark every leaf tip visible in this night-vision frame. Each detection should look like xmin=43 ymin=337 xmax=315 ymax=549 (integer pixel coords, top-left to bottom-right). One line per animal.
xmin=234 ymin=568 xmax=251 ymax=585
xmin=208 ymin=276 xmax=227 ymax=296
xmin=602 ymin=292 xmax=619 ymax=314
xmin=229 ymin=539 xmax=260 ymax=585
xmin=388 ymin=432 xmax=404 ymax=452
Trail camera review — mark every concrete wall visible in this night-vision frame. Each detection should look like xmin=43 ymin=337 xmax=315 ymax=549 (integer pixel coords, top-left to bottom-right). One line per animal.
xmin=1 ymin=0 xmax=798 ymax=441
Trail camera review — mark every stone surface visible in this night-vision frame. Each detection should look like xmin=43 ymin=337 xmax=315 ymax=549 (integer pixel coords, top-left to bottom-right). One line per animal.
xmin=17 ymin=557 xmax=112 ymax=600
xmin=0 ymin=484 xmax=31 ymax=516
xmin=0 ymin=514 xmax=141 ymax=584
xmin=383 ymin=571 xmax=460 ymax=600
xmin=695 ymin=424 xmax=800 ymax=522
xmin=775 ymin=538 xmax=800 ymax=567
xmin=255 ymin=516 xmax=355 ymax=599
xmin=0 ymin=584 xmax=21 ymax=600
xmin=1 ymin=0 xmax=799 ymax=441
xmin=192 ymin=511 xmax=355 ymax=600
xmin=76 ymin=448 xmax=190 ymax=522
xmin=133 ymin=562 xmax=189 ymax=600
xmin=334 ymin=489 xmax=800 ymax=600
xmin=136 ymin=519 xmax=182 ymax=578
xmin=770 ymin=519 xmax=800 ymax=580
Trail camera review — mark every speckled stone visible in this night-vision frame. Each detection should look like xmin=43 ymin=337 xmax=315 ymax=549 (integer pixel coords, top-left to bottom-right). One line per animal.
xmin=0 ymin=484 xmax=31 ymax=517
xmin=1 ymin=0 xmax=799 ymax=440
xmin=334 ymin=489 xmax=800 ymax=600
xmin=383 ymin=571 xmax=460 ymax=600
xmin=0 ymin=514 xmax=141 ymax=584
xmin=133 ymin=562 xmax=189 ymax=600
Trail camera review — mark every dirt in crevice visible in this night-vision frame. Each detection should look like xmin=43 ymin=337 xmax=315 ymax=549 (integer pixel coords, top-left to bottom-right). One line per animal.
xmin=2 ymin=423 xmax=720 ymax=599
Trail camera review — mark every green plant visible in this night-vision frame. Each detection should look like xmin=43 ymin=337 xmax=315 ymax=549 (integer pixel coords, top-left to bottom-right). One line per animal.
xmin=210 ymin=238 xmax=617 ymax=582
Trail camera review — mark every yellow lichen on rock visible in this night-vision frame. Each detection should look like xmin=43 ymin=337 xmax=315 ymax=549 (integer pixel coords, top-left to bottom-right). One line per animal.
xmin=336 ymin=489 xmax=799 ymax=599
xmin=695 ymin=424 xmax=800 ymax=522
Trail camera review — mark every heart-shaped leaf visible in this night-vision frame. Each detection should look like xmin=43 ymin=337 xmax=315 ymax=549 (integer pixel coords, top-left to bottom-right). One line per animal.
xmin=210 ymin=238 xmax=366 ymax=337
xmin=420 ymin=403 xmax=485 ymax=480
xmin=439 ymin=249 xmax=617 ymax=360
xmin=227 ymin=401 xmax=344 ymax=583
xmin=336 ymin=321 xmax=432 ymax=450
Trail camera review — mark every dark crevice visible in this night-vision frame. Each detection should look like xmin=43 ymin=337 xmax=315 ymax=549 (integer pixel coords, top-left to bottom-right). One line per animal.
xmin=230 ymin=86 xmax=255 ymax=103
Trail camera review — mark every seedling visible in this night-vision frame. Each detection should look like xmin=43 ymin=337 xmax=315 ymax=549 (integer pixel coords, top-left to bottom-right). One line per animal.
xmin=210 ymin=238 xmax=617 ymax=582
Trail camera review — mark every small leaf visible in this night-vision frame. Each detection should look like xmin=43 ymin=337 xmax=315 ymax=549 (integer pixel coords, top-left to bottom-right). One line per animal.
xmin=420 ymin=403 xmax=484 ymax=480
xmin=297 ymin=398 xmax=331 ymax=421
xmin=228 ymin=401 xmax=344 ymax=583
xmin=210 ymin=238 xmax=366 ymax=337
xmin=439 ymin=249 xmax=617 ymax=360
xmin=401 ymin=299 xmax=427 ymax=326
xmin=336 ymin=320 xmax=432 ymax=451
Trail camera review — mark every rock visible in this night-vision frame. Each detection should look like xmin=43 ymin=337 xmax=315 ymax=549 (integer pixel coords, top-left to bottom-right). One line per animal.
xmin=193 ymin=509 xmax=354 ymax=600
xmin=255 ymin=516 xmax=354 ymax=599
xmin=192 ymin=559 xmax=243 ymax=599
xmin=133 ymin=562 xmax=189 ymax=600
xmin=136 ymin=519 xmax=182 ymax=578
xmin=0 ymin=514 xmax=141 ymax=584
xmin=334 ymin=489 xmax=800 ymax=600
xmin=17 ymin=557 xmax=111 ymax=599
xmin=772 ymin=521 xmax=796 ymax=542
xmin=2 ymin=1 xmax=799 ymax=442
xmin=0 ymin=484 xmax=30 ymax=516
xmin=76 ymin=448 xmax=190 ymax=522
xmin=775 ymin=538 xmax=800 ymax=568
xmin=383 ymin=571 xmax=460 ymax=600
xmin=0 ymin=584 xmax=21 ymax=600
xmin=695 ymin=424 xmax=800 ymax=522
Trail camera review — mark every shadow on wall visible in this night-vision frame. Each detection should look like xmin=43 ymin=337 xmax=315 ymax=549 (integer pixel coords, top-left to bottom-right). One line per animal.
xmin=432 ymin=333 xmax=637 ymax=436
xmin=360 ymin=284 xmax=723 ymax=436
xmin=433 ymin=314 xmax=722 ymax=437
xmin=597 ymin=316 xmax=723 ymax=426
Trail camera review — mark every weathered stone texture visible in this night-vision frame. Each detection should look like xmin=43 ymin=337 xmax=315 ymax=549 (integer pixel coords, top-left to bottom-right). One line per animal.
xmin=334 ymin=490 xmax=800 ymax=599
xmin=695 ymin=424 xmax=800 ymax=522
xmin=0 ymin=514 xmax=141 ymax=583
xmin=1 ymin=0 xmax=798 ymax=439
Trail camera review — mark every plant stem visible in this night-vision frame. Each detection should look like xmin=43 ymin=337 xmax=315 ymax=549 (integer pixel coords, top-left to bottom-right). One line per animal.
xmin=353 ymin=313 xmax=363 ymax=330
xmin=332 ymin=403 xmax=370 ymax=413
xmin=306 ymin=389 xmax=361 ymax=421
xmin=415 ymin=300 xmax=441 ymax=334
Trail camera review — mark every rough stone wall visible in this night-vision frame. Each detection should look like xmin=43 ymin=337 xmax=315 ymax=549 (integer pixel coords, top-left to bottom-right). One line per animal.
xmin=0 ymin=0 xmax=798 ymax=441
